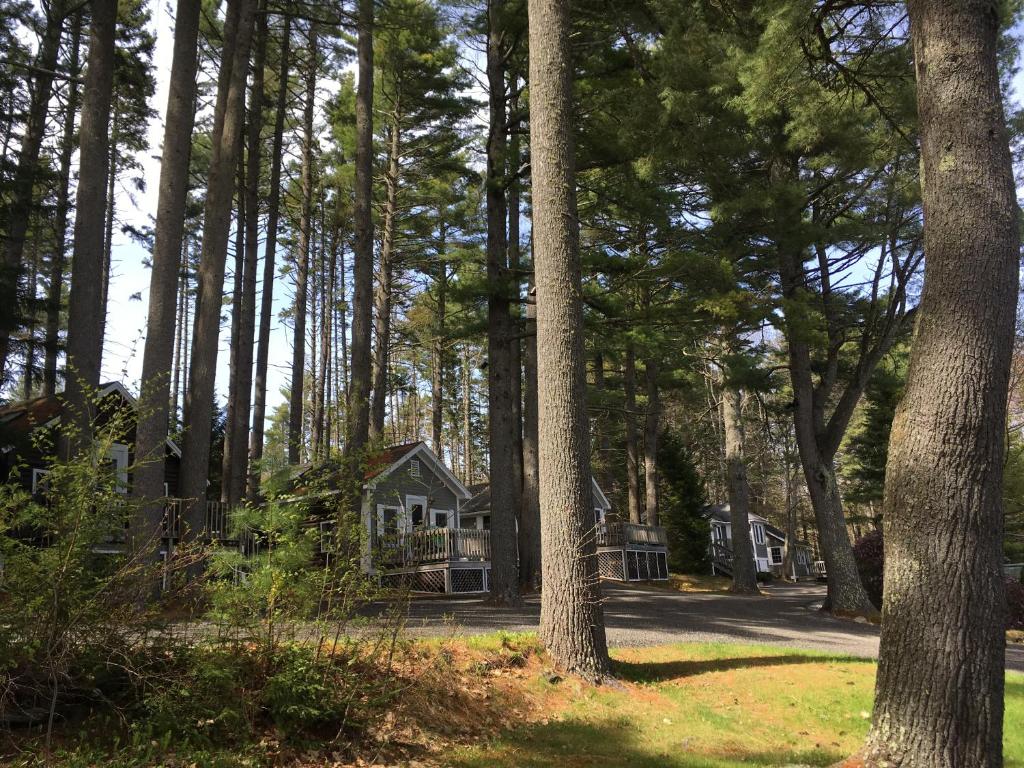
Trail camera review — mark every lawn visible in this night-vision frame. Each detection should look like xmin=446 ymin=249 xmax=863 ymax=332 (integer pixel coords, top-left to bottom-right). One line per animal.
xmin=450 ymin=639 xmax=1024 ymax=768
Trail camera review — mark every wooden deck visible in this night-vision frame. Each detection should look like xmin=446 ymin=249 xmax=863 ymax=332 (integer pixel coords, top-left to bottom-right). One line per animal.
xmin=163 ymin=499 xmax=235 ymax=542
xmin=377 ymin=527 xmax=490 ymax=567
xmin=376 ymin=528 xmax=491 ymax=594
xmin=596 ymin=521 xmax=669 ymax=582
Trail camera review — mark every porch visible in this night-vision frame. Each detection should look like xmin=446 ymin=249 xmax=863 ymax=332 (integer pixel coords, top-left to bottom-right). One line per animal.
xmin=163 ymin=499 xmax=236 ymax=544
xmin=376 ymin=527 xmax=491 ymax=594
xmin=596 ymin=521 xmax=669 ymax=582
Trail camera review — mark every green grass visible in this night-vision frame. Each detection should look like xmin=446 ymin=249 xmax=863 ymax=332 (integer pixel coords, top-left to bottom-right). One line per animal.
xmin=450 ymin=641 xmax=1024 ymax=768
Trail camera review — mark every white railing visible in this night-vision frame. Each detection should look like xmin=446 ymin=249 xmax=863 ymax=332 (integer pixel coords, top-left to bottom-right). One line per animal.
xmin=163 ymin=499 xmax=234 ymax=541
xmin=378 ymin=527 xmax=490 ymax=567
xmin=597 ymin=521 xmax=668 ymax=548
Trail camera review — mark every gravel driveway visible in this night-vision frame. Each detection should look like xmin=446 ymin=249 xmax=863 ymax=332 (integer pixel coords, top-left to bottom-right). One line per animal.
xmin=398 ymin=581 xmax=1024 ymax=672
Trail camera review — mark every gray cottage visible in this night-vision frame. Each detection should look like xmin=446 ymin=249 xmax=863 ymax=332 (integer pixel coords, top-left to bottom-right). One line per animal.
xmin=460 ymin=476 xmax=669 ymax=583
xmin=704 ymin=503 xmax=815 ymax=579
xmin=356 ymin=442 xmax=489 ymax=594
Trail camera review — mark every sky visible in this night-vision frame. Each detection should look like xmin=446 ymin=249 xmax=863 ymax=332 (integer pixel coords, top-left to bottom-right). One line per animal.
xmin=97 ymin=7 xmax=1024 ymax=432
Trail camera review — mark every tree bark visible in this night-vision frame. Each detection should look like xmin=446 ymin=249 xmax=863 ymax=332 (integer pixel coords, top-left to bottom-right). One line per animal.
xmin=179 ymin=0 xmax=256 ymax=534
xmin=221 ymin=139 xmax=245 ymax=503
xmin=462 ymin=344 xmax=473 ymax=483
xmin=43 ymin=14 xmax=83 ymax=397
xmin=224 ymin=0 xmax=267 ymax=504
xmin=430 ymin=227 xmax=447 ymax=455
xmin=249 ymin=11 xmax=291 ymax=500
xmin=370 ymin=119 xmax=400 ymax=440
xmin=346 ymin=0 xmax=375 ymax=458
xmin=131 ymin=0 xmax=203 ymax=535
xmin=642 ymin=356 xmax=659 ymax=526
xmin=288 ymin=24 xmax=317 ymax=465
xmin=519 ymin=276 xmax=542 ymax=590
xmin=528 ymin=0 xmax=610 ymax=678
xmin=861 ymin=2 xmax=1017 ymax=764
xmin=0 ymin=0 xmax=69 ymax=381
xmin=486 ymin=0 xmax=520 ymax=605
xmin=62 ymin=0 xmax=118 ymax=455
xmin=624 ymin=343 xmax=642 ymax=524
xmin=721 ymin=385 xmax=759 ymax=594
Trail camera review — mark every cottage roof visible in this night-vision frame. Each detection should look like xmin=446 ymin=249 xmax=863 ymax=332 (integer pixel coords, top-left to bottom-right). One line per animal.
xmin=0 ymin=382 xmax=181 ymax=456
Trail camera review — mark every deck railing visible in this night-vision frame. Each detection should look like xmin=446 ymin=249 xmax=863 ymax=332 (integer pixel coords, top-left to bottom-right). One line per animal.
xmin=596 ymin=521 xmax=668 ymax=548
xmin=163 ymin=499 xmax=234 ymax=541
xmin=378 ymin=527 xmax=490 ymax=567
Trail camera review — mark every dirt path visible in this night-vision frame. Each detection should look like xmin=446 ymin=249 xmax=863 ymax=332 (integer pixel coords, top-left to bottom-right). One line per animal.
xmin=398 ymin=581 xmax=1024 ymax=671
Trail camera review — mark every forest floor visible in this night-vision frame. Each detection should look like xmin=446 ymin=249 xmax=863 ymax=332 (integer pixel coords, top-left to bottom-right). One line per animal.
xmin=443 ymin=637 xmax=1024 ymax=768
xmin=9 ymin=633 xmax=1023 ymax=767
xmin=397 ymin=580 xmax=1024 ymax=672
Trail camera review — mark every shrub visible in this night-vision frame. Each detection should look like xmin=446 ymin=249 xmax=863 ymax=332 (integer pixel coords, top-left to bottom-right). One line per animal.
xmin=852 ymin=529 xmax=884 ymax=610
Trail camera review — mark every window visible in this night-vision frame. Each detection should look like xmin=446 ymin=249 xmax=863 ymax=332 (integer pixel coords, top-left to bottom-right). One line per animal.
xmin=407 ymin=496 xmax=426 ymax=529
xmin=431 ymin=509 xmax=448 ymax=528
xmin=752 ymin=523 xmax=766 ymax=546
xmin=712 ymin=524 xmax=728 ymax=544
xmin=481 ymin=515 xmax=490 ymax=530
xmin=409 ymin=458 xmax=421 ymax=478
xmin=31 ymin=468 xmax=50 ymax=496
xmin=769 ymin=546 xmax=783 ymax=565
xmin=377 ymin=506 xmax=400 ymax=540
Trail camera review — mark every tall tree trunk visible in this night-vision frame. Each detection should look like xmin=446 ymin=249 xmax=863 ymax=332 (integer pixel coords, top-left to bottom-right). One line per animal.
xmin=170 ymin=236 xmax=190 ymax=428
xmin=288 ymin=24 xmax=317 ymax=465
xmin=486 ymin=0 xmax=520 ymax=604
xmin=62 ymin=0 xmax=117 ymax=456
xmin=221 ymin=143 xmax=245 ymax=503
xmin=249 ymin=12 xmax=291 ymax=500
xmin=430 ymin=228 xmax=447 ymax=455
xmin=0 ymin=0 xmax=69 ymax=381
xmin=98 ymin=127 xmax=118 ymax=352
xmin=370 ymin=119 xmax=400 ymax=440
xmin=528 ymin=0 xmax=609 ymax=678
xmin=777 ymin=186 xmax=879 ymax=618
xmin=178 ymin=0 xmax=256 ymax=535
xmin=642 ymin=356 xmax=659 ymax=526
xmin=508 ymin=82 xmax=524 ymax=552
xmin=311 ymin=224 xmax=334 ymax=459
xmin=462 ymin=344 xmax=472 ymax=483
xmin=519 ymin=275 xmax=541 ymax=590
xmin=43 ymin=13 xmax=83 ymax=397
xmin=346 ymin=0 xmax=375 ymax=458
xmin=624 ymin=343 xmax=642 ymax=524
xmin=224 ymin=0 xmax=267 ymax=504
xmin=22 ymin=229 xmax=39 ymax=399
xmin=132 ymin=0 xmax=202 ymax=540
xmin=721 ymin=384 xmax=759 ymax=594
xmin=861 ymin=2 xmax=1017 ymax=764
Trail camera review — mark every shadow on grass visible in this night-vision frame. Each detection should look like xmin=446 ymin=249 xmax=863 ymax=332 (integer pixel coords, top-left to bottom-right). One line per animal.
xmin=450 ymin=717 xmax=847 ymax=768
xmin=614 ymin=653 xmax=874 ymax=683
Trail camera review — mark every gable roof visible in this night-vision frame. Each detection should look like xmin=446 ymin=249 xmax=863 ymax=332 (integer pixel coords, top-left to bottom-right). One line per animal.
xmin=461 ymin=476 xmax=611 ymax=517
xmin=702 ymin=503 xmax=768 ymax=526
xmin=364 ymin=441 xmax=471 ymax=500
xmin=0 ymin=382 xmax=182 ymax=457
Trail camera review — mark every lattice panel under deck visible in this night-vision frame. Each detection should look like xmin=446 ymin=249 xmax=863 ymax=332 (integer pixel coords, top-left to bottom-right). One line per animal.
xmin=598 ymin=550 xmax=625 ymax=581
xmin=451 ymin=568 xmax=485 ymax=593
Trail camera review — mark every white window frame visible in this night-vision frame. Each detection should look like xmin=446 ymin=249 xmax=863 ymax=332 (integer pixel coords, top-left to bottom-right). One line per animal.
xmin=409 ymin=458 xmax=421 ymax=478
xmin=769 ymin=546 xmax=784 ymax=566
xmin=405 ymin=495 xmax=427 ymax=531
xmin=31 ymin=468 xmax=50 ymax=495
xmin=429 ymin=508 xmax=452 ymax=529
xmin=108 ymin=442 xmax=130 ymax=494
xmin=376 ymin=504 xmax=402 ymax=540
xmin=751 ymin=523 xmax=766 ymax=546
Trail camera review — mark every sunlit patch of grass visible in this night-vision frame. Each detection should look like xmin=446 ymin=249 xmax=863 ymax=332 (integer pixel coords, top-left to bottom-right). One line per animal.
xmin=450 ymin=642 xmax=1024 ymax=768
